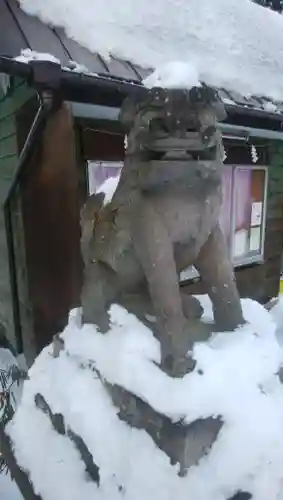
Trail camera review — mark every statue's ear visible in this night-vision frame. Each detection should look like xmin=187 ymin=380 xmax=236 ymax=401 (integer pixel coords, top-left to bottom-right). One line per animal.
xmin=119 ymin=95 xmax=141 ymax=131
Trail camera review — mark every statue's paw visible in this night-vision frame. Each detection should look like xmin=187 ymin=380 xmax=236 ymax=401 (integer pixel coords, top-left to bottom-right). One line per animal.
xmin=162 ymin=353 xmax=196 ymax=378
xmin=161 ymin=337 xmax=196 ymax=378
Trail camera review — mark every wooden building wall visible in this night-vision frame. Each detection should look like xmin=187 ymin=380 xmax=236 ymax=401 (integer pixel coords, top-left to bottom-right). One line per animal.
xmin=263 ymin=141 xmax=283 ymax=298
xmin=0 ymin=78 xmax=34 ymax=352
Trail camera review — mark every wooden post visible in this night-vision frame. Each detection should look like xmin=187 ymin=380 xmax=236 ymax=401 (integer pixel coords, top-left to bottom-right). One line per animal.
xmin=20 ymin=102 xmax=83 ymax=358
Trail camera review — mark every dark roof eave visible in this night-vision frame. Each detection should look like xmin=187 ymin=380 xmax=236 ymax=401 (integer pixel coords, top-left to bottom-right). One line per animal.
xmin=226 ymin=102 xmax=283 ymax=124
xmin=1 ymin=55 xmax=283 ymax=123
xmin=0 ymin=56 xmax=146 ymax=106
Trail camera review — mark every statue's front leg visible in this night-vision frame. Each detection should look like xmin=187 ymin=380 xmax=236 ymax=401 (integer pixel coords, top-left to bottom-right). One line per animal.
xmin=132 ymin=200 xmax=188 ymax=374
xmin=81 ymin=260 xmax=119 ymax=332
xmin=195 ymin=223 xmax=244 ymax=331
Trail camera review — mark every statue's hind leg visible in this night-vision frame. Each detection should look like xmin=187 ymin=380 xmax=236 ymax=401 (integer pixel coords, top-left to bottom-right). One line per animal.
xmin=195 ymin=223 xmax=244 ymax=331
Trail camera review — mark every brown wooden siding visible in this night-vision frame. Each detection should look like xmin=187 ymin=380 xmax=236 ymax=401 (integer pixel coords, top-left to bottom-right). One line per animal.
xmin=81 ymin=126 xmax=125 ymax=162
xmin=16 ymin=102 xmax=83 ymax=357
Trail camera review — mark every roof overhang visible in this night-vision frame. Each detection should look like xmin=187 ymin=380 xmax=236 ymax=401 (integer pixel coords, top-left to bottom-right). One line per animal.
xmin=2 ymin=56 xmax=283 ymax=130
xmin=0 ymin=56 xmax=146 ymax=107
xmin=69 ymin=101 xmax=283 ymax=142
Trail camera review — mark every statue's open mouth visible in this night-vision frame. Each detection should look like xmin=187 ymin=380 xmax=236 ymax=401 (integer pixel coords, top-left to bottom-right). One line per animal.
xmin=144 ymin=124 xmax=218 ymax=155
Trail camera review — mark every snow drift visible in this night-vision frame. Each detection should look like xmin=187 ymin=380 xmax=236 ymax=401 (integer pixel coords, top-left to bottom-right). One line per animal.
xmin=19 ymin=0 xmax=283 ymax=100
xmin=6 ymin=296 xmax=283 ymax=500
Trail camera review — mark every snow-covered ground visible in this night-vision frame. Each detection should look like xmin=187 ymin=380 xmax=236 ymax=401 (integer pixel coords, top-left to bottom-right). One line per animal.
xmin=0 ymin=473 xmax=23 ymax=500
xmin=2 ymin=296 xmax=283 ymax=500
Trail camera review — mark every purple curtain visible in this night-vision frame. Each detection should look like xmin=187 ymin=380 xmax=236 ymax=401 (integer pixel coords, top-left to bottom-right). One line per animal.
xmin=234 ymin=168 xmax=252 ymax=231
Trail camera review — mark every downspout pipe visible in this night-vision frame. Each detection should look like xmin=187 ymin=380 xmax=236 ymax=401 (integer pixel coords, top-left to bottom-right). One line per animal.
xmin=3 ymin=92 xmax=55 ymax=353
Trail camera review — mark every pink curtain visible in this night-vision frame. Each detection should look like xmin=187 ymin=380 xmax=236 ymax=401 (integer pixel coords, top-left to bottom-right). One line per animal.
xmin=233 ymin=168 xmax=251 ymax=231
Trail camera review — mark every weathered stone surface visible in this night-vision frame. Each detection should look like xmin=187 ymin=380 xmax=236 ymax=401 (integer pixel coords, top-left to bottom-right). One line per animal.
xmin=277 ymin=366 xmax=283 ymax=384
xmin=109 ymin=383 xmax=223 ymax=476
xmin=227 ymin=492 xmax=252 ymax=500
xmin=34 ymin=393 xmax=100 ymax=485
xmin=80 ymin=85 xmax=244 ymax=378
xmin=52 ymin=333 xmax=65 ymax=358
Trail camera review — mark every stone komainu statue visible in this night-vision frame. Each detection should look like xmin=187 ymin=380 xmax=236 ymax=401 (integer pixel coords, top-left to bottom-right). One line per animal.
xmin=80 ymin=84 xmax=244 ymax=377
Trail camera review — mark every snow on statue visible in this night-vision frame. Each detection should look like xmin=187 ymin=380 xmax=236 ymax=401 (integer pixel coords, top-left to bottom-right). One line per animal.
xmin=5 ymin=297 xmax=283 ymax=500
xmin=5 ymin=147 xmax=283 ymax=500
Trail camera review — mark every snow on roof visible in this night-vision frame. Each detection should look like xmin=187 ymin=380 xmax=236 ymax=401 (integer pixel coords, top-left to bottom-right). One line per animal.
xmin=18 ymin=0 xmax=283 ymax=101
xmin=143 ymin=62 xmax=200 ymax=90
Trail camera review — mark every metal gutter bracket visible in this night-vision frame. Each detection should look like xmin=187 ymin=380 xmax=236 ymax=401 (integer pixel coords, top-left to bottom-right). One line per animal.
xmin=29 ymin=60 xmax=62 ymax=92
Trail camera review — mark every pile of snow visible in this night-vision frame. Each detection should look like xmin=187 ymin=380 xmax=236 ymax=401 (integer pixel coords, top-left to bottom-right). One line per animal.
xmin=6 ymin=297 xmax=283 ymax=500
xmin=19 ymin=0 xmax=283 ymax=99
xmin=14 ymin=49 xmax=98 ymax=77
xmin=0 ymin=473 xmax=23 ymax=500
xmin=143 ymin=62 xmax=200 ymax=90
xmin=15 ymin=48 xmax=60 ymax=65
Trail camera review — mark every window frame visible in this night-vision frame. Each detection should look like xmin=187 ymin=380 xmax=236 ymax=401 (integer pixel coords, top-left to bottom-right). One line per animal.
xmin=180 ymin=164 xmax=269 ymax=283
xmin=86 ymin=160 xmax=269 ymax=281
xmin=230 ymin=164 xmax=268 ymax=268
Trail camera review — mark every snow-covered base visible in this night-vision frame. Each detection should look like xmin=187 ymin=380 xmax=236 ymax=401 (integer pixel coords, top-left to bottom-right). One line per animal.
xmin=7 ymin=297 xmax=283 ymax=500
xmin=0 ymin=473 xmax=23 ymax=500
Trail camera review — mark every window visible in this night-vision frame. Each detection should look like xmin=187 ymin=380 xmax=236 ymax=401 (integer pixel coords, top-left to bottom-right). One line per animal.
xmin=181 ymin=165 xmax=268 ymax=281
xmin=87 ymin=161 xmax=268 ymax=281
xmin=87 ymin=161 xmax=122 ymax=195
xmin=222 ymin=165 xmax=268 ymax=266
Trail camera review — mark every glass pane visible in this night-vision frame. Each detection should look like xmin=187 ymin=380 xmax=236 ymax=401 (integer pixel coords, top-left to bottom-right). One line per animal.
xmin=232 ymin=167 xmax=266 ymax=261
xmin=87 ymin=161 xmax=122 ymax=195
xmin=249 ymin=169 xmax=266 ymax=253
